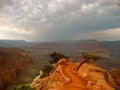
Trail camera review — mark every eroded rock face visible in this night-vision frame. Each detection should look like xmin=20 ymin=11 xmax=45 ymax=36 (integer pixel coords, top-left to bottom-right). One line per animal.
xmin=31 ymin=59 xmax=115 ymax=90
xmin=0 ymin=47 xmax=36 ymax=88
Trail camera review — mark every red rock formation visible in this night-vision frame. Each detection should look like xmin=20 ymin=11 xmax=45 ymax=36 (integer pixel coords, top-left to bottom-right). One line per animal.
xmin=0 ymin=47 xmax=36 ymax=89
xmin=31 ymin=59 xmax=115 ymax=90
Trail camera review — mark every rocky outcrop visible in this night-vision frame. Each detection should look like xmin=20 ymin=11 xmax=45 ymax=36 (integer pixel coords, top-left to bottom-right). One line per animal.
xmin=31 ymin=59 xmax=115 ymax=90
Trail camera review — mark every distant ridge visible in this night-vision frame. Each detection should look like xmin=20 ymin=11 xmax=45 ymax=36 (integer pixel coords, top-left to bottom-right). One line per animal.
xmin=0 ymin=39 xmax=26 ymax=42
xmin=0 ymin=39 xmax=27 ymax=47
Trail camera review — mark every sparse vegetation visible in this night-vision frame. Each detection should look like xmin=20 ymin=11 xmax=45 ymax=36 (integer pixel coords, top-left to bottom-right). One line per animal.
xmin=42 ymin=65 xmax=54 ymax=75
xmin=81 ymin=52 xmax=101 ymax=61
xmin=110 ymin=69 xmax=120 ymax=90
xmin=104 ymin=71 xmax=116 ymax=89
xmin=13 ymin=84 xmax=35 ymax=90
xmin=104 ymin=69 xmax=120 ymax=90
xmin=40 ymin=72 xmax=47 ymax=79
xmin=78 ymin=52 xmax=101 ymax=68
xmin=40 ymin=51 xmax=69 ymax=78
xmin=40 ymin=65 xmax=54 ymax=78
xmin=49 ymin=51 xmax=69 ymax=64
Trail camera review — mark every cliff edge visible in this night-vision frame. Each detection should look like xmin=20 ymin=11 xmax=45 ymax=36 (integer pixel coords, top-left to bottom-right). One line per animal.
xmin=31 ymin=59 xmax=115 ymax=90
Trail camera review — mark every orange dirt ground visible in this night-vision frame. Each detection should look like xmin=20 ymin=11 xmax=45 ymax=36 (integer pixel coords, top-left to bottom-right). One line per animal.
xmin=62 ymin=62 xmax=87 ymax=90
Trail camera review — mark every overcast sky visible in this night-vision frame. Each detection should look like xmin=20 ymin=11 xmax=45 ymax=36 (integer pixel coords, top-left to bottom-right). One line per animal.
xmin=0 ymin=0 xmax=120 ymax=41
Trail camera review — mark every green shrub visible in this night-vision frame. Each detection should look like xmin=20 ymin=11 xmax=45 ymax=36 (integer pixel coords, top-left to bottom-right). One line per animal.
xmin=13 ymin=84 xmax=35 ymax=90
xmin=77 ymin=52 xmax=101 ymax=68
xmin=81 ymin=52 xmax=101 ymax=61
xmin=40 ymin=65 xmax=54 ymax=79
xmin=40 ymin=73 xmax=47 ymax=79
xmin=42 ymin=65 xmax=53 ymax=74
xmin=49 ymin=51 xmax=69 ymax=64
xmin=110 ymin=69 xmax=120 ymax=90
xmin=42 ymin=65 xmax=54 ymax=74
xmin=104 ymin=71 xmax=115 ymax=87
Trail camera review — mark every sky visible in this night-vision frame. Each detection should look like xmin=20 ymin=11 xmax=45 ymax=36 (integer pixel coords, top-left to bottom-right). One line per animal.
xmin=0 ymin=0 xmax=120 ymax=42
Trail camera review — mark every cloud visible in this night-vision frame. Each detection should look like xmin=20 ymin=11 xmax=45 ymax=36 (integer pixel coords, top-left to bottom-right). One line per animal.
xmin=78 ymin=28 xmax=120 ymax=40
xmin=0 ymin=0 xmax=120 ymax=41
xmin=0 ymin=24 xmax=33 ymax=40
xmin=0 ymin=25 xmax=32 ymax=34
xmin=0 ymin=30 xmax=29 ymax=40
xmin=0 ymin=0 xmax=13 ymax=8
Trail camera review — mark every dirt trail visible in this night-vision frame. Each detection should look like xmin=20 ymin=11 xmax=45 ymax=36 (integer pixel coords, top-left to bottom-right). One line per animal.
xmin=62 ymin=62 xmax=87 ymax=89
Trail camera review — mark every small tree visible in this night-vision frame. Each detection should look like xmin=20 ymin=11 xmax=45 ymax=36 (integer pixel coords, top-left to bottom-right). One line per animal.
xmin=78 ymin=52 xmax=101 ymax=68
xmin=49 ymin=51 xmax=69 ymax=64
xmin=81 ymin=52 xmax=101 ymax=61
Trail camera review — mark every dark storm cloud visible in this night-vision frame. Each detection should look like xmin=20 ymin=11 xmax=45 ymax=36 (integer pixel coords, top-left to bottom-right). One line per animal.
xmin=0 ymin=0 xmax=120 ymax=41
